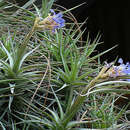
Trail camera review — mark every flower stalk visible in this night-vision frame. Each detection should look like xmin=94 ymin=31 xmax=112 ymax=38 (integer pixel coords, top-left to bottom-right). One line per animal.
xmin=12 ymin=9 xmax=65 ymax=74
xmin=12 ymin=18 xmax=39 ymax=73
xmin=62 ymin=66 xmax=108 ymax=126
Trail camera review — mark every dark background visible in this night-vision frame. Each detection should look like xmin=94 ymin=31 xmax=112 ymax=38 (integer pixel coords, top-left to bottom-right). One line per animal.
xmin=57 ymin=0 xmax=130 ymax=62
xmin=16 ymin=0 xmax=130 ymax=62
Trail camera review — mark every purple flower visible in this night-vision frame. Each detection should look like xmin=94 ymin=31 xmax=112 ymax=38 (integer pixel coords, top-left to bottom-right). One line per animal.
xmin=38 ymin=9 xmax=65 ymax=32
xmin=50 ymin=9 xmax=65 ymax=32
xmin=118 ymin=58 xmax=130 ymax=75
xmin=109 ymin=58 xmax=130 ymax=81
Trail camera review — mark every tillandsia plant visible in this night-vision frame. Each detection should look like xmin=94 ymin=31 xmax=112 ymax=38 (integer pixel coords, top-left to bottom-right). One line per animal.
xmin=0 ymin=0 xmax=130 ymax=130
xmin=0 ymin=1 xmax=66 ymax=129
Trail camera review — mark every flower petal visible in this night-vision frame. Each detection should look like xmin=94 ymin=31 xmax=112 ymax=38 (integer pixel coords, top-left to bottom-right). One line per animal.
xmin=118 ymin=58 xmax=123 ymax=64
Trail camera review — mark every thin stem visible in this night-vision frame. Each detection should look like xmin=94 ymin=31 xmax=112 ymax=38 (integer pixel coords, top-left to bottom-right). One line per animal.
xmin=12 ymin=18 xmax=39 ymax=73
